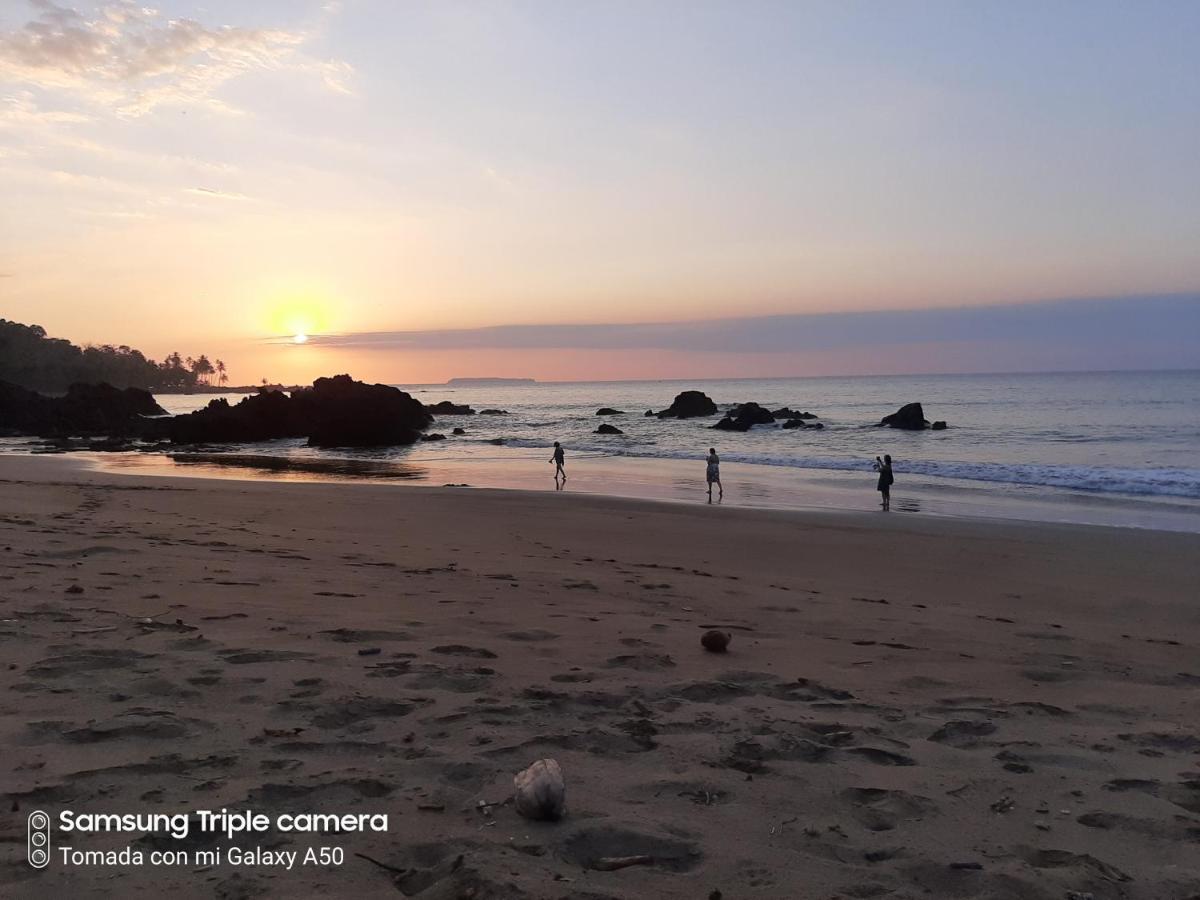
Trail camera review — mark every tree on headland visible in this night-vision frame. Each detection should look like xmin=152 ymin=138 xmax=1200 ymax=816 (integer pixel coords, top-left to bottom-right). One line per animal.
xmin=0 ymin=318 xmax=239 ymax=394
xmin=216 ymin=359 xmax=227 ymax=387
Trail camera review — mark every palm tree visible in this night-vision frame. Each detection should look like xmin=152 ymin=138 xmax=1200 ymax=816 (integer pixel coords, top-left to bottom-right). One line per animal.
xmin=216 ymin=359 xmax=227 ymax=388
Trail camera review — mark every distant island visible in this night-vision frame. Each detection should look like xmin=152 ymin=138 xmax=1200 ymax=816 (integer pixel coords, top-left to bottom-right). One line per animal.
xmin=446 ymin=377 xmax=536 ymax=386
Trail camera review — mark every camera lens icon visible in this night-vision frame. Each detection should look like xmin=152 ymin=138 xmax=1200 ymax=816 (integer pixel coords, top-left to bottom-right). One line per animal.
xmin=28 ymin=811 xmax=51 ymax=869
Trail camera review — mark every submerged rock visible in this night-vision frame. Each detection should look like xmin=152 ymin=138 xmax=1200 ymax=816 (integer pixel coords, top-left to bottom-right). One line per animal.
xmin=783 ymin=418 xmax=824 ymax=430
xmin=596 ymin=407 xmax=624 ymax=416
xmin=452 ymin=427 xmax=466 ymax=435
xmin=656 ymin=391 xmax=718 ymax=419
xmin=479 ymin=409 xmax=509 ymax=416
xmin=420 ymin=433 xmax=446 ymax=441
xmin=879 ymin=402 xmax=930 ymax=430
xmin=595 ymin=423 xmax=624 ymax=435
xmin=931 ymin=420 xmax=948 ymax=430
xmin=773 ymin=408 xmax=817 ymax=420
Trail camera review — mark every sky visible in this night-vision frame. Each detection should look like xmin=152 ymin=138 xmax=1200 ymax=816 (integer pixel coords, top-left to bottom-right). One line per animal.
xmin=1 ymin=0 xmax=1198 ymax=384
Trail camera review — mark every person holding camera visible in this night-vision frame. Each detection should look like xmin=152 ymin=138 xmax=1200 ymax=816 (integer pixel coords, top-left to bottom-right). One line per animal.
xmin=874 ymin=454 xmax=894 ymax=511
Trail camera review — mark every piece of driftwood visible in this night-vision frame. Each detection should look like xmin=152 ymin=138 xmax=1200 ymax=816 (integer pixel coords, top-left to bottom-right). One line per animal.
xmin=592 ymin=855 xmax=653 ymax=871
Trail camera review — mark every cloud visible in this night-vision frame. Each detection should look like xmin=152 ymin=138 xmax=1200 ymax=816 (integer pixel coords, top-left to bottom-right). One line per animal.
xmin=0 ymin=0 xmax=348 ymax=117
xmin=282 ymin=295 xmax=1200 ymax=368
xmin=184 ymin=186 xmax=252 ymax=202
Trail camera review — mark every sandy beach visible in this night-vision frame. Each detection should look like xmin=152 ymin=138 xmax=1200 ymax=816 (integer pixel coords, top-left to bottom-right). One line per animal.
xmin=2 ymin=454 xmax=1199 ymax=899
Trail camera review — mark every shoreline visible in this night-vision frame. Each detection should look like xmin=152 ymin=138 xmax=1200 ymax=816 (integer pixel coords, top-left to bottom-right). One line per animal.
xmin=70 ymin=446 xmax=1200 ymax=534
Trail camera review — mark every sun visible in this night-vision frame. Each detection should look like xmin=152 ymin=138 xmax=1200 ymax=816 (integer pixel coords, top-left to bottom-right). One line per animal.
xmin=292 ymin=332 xmax=309 ymax=345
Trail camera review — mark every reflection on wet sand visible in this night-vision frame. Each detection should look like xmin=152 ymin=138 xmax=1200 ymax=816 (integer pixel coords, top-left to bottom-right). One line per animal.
xmin=171 ymin=453 xmax=426 ymax=480
xmin=145 ymin=453 xmax=428 ymax=482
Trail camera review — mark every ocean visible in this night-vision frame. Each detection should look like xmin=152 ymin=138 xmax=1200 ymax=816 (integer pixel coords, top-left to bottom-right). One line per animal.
xmin=113 ymin=369 xmax=1200 ymax=532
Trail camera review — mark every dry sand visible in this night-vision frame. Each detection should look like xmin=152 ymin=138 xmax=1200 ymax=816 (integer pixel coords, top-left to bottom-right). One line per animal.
xmin=1 ymin=454 xmax=1198 ymax=899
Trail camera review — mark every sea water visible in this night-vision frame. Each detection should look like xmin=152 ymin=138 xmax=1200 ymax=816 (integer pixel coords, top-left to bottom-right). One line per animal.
xmin=72 ymin=370 xmax=1200 ymax=530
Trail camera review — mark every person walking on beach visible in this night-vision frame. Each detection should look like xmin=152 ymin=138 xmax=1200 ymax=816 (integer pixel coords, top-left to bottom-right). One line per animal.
xmin=706 ymin=447 xmax=723 ymax=502
xmin=550 ymin=441 xmax=567 ymax=483
xmin=874 ymin=454 xmax=894 ymax=511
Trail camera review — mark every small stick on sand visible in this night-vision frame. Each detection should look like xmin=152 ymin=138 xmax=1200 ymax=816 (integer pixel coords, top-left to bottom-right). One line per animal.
xmin=592 ymin=855 xmax=653 ymax=871
xmin=354 ymin=852 xmax=409 ymax=875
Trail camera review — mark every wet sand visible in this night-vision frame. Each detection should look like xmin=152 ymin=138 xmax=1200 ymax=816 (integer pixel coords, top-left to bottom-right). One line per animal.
xmin=92 ymin=448 xmax=1200 ymax=533
xmin=2 ymin=454 xmax=1199 ymax=899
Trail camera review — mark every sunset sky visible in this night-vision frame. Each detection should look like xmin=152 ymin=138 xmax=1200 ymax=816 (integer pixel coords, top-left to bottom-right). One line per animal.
xmin=1 ymin=0 xmax=1198 ymax=383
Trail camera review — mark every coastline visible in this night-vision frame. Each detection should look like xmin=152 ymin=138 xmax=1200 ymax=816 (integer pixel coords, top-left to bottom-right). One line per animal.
xmin=80 ymin=446 xmax=1200 ymax=534
xmin=2 ymin=453 xmax=1198 ymax=897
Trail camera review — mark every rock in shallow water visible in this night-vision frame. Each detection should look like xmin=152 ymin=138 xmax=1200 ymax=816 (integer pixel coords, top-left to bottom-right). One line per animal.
xmin=656 ymin=391 xmax=717 ymax=419
xmin=879 ymin=402 xmax=930 ymax=430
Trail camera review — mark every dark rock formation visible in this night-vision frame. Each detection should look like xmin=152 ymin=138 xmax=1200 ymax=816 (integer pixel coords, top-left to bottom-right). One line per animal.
xmin=596 ymin=408 xmax=624 ymax=416
xmin=428 ymin=400 xmax=475 ymax=415
xmin=168 ymin=389 xmax=302 ymax=443
xmin=0 ymin=380 xmax=167 ymax=438
xmin=479 ymin=409 xmax=509 ymax=416
xmin=421 ymin=433 xmax=446 ymax=441
xmin=879 ymin=402 xmax=930 ymax=430
xmin=169 ymin=375 xmax=432 ymax=447
xmin=595 ymin=423 xmax=624 ymax=435
xmin=931 ymin=420 xmax=948 ymax=431
xmin=713 ymin=402 xmax=775 ymax=432
xmin=656 ymin=391 xmax=718 ymax=419
xmin=644 ymin=409 xmax=655 ymax=417
xmin=783 ymin=419 xmax=824 ymax=429
xmin=452 ymin=427 xmax=466 ymax=435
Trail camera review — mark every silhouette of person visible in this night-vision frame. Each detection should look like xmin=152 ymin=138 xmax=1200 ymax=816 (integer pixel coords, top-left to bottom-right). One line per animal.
xmin=550 ymin=441 xmax=566 ymax=483
xmin=706 ymin=447 xmax=723 ymax=502
xmin=874 ymin=454 xmax=894 ymax=511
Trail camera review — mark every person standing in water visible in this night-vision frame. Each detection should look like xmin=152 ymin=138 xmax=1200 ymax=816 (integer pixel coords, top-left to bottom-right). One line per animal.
xmin=874 ymin=454 xmax=894 ymax=511
xmin=706 ymin=447 xmax=723 ymax=501
xmin=550 ymin=442 xmax=567 ymax=483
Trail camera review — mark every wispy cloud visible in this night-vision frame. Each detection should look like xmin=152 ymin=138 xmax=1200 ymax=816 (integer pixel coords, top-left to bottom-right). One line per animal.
xmin=184 ymin=186 xmax=252 ymax=202
xmin=0 ymin=0 xmax=349 ymax=117
xmin=279 ymin=295 xmax=1200 ymax=361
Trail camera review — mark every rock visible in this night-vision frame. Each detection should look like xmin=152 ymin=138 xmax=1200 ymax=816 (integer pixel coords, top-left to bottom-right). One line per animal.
xmin=772 ymin=408 xmax=817 ymax=420
xmin=479 ymin=409 xmax=509 ymax=415
xmin=169 ymin=375 xmax=433 ymax=447
xmin=713 ymin=402 xmax=775 ymax=432
xmin=931 ymin=420 xmax=948 ymax=430
xmin=701 ymin=630 xmax=731 ymax=653
xmin=595 ymin=423 xmax=624 ymax=435
xmin=420 ymin=433 xmax=446 ymax=441
xmin=878 ymin=402 xmax=929 ymax=430
xmin=1 ymin=380 xmax=167 ymax=438
xmin=656 ymin=391 xmax=718 ymax=419
xmin=513 ymin=759 xmax=565 ymax=821
xmin=595 ymin=408 xmax=623 ymax=416
xmin=644 ymin=409 xmax=655 ymax=417
xmin=452 ymin=427 xmax=466 ymax=435
xmin=782 ymin=418 xmax=824 ymax=430
xmin=487 ymin=437 xmax=506 ymax=445
xmin=428 ymin=400 xmax=475 ymax=415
